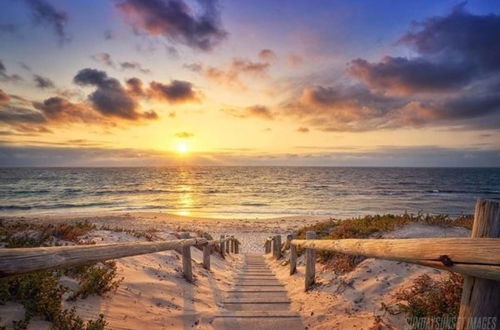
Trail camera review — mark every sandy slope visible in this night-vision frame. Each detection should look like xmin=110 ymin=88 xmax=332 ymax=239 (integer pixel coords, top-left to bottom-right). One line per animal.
xmin=267 ymin=223 xmax=471 ymax=329
xmin=0 ymin=213 xmax=471 ymax=329
xmin=1 ymin=211 xmax=326 ymax=253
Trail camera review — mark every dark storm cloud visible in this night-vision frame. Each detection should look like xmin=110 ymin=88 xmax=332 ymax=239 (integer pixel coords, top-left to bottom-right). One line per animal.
xmin=33 ymin=74 xmax=55 ymax=89
xmin=348 ymin=4 xmax=500 ymax=94
xmin=283 ymin=4 xmax=500 ymax=132
xmin=116 ymin=0 xmax=227 ymax=51
xmin=23 ymin=0 xmax=69 ymax=43
xmin=148 ymin=80 xmax=199 ymax=103
xmin=348 ymin=57 xmax=474 ymax=94
xmin=400 ymin=3 xmax=500 ymax=71
xmin=73 ymin=68 xmax=156 ymax=120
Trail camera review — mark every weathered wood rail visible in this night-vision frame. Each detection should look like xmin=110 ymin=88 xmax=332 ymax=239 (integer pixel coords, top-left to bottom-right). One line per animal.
xmin=265 ymin=199 xmax=500 ymax=329
xmin=0 ymin=233 xmax=240 ymax=283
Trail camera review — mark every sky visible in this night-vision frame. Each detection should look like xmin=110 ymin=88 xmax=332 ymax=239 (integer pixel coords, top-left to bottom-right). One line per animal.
xmin=0 ymin=0 xmax=499 ymax=167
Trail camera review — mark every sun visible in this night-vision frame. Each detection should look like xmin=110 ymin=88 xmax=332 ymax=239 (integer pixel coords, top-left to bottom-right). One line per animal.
xmin=176 ymin=143 xmax=189 ymax=154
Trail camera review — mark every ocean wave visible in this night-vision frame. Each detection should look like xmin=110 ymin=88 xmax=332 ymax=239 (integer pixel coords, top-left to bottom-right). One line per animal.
xmin=0 ymin=205 xmax=32 ymax=210
xmin=93 ymin=189 xmax=191 ymax=196
xmin=240 ymin=202 xmax=269 ymax=207
xmin=426 ymin=189 xmax=500 ymax=194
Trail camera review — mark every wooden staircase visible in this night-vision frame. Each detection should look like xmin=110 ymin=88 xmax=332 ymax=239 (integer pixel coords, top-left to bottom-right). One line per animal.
xmin=212 ymin=254 xmax=304 ymax=329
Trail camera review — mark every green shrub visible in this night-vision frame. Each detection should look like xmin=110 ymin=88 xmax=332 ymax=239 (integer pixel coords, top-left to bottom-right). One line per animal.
xmin=389 ymin=273 xmax=463 ymax=329
xmin=296 ymin=214 xmax=473 ymax=273
xmin=69 ymin=261 xmax=122 ymax=300
xmin=0 ymin=271 xmax=106 ymax=329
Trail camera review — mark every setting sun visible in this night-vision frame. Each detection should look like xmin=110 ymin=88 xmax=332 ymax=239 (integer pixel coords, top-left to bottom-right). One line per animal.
xmin=176 ymin=143 xmax=189 ymax=154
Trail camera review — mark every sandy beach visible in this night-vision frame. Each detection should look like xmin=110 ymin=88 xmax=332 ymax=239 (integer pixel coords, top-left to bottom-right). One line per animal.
xmin=0 ymin=211 xmax=474 ymax=329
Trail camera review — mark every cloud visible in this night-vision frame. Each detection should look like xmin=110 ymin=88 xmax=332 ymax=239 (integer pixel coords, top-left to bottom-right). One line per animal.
xmin=92 ymin=53 xmax=151 ymax=73
xmin=247 ymin=105 xmax=274 ymax=120
xmin=0 ymin=60 xmax=23 ymax=83
xmin=148 ymin=80 xmax=199 ymax=103
xmin=284 ymin=4 xmax=500 ymax=132
xmin=224 ymin=105 xmax=275 ymax=120
xmin=91 ymin=52 xmax=114 ymax=67
xmin=258 ymin=49 xmax=276 ymax=62
xmin=0 ymin=23 xmax=18 ymax=35
xmin=32 ymin=96 xmax=104 ymax=123
xmin=73 ymin=68 xmax=156 ymax=120
xmin=348 ymin=57 xmax=474 ymax=94
xmin=287 ymin=53 xmax=303 ymax=67
xmin=174 ymin=131 xmax=193 ymax=138
xmin=0 ymin=89 xmax=10 ymax=104
xmin=33 ymin=74 xmax=55 ymax=89
xmin=120 ymin=61 xmax=150 ymax=74
xmin=202 ymin=58 xmax=270 ymax=88
xmin=348 ymin=4 xmax=500 ymax=94
xmin=116 ymin=0 xmax=227 ymax=51
xmin=23 ymin=0 xmax=69 ymax=43
xmin=126 ymin=77 xmax=145 ymax=97
xmin=285 ymin=84 xmax=408 ymax=131
xmin=1 ymin=143 xmax=499 ymax=167
xmin=0 ymin=105 xmax=46 ymax=125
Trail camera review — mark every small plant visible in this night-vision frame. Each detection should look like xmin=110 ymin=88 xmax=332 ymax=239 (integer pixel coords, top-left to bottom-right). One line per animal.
xmin=0 ymin=271 xmax=106 ymax=329
xmin=389 ymin=273 xmax=463 ymax=329
xmin=53 ymin=308 xmax=106 ymax=330
xmin=295 ymin=213 xmax=473 ymax=274
xmin=0 ymin=221 xmax=111 ymax=329
xmin=69 ymin=261 xmax=123 ymax=300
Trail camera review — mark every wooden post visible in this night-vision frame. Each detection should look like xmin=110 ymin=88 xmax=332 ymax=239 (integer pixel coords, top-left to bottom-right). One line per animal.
xmin=231 ymin=236 xmax=235 ymax=253
xmin=265 ymin=239 xmax=270 ymax=254
xmin=220 ymin=235 xmax=225 ymax=258
xmin=457 ymin=199 xmax=500 ymax=329
xmin=226 ymin=237 xmax=231 ymax=254
xmin=202 ymin=243 xmax=211 ymax=270
xmin=179 ymin=232 xmax=193 ymax=283
xmin=271 ymin=237 xmax=276 ymax=258
xmin=289 ymin=234 xmax=297 ymax=275
xmin=234 ymin=240 xmax=239 ymax=254
xmin=274 ymin=235 xmax=282 ymax=260
xmin=305 ymin=231 xmax=316 ymax=291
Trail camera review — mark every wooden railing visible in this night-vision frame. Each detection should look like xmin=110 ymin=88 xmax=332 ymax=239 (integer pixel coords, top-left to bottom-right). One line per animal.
xmin=265 ymin=199 xmax=500 ymax=330
xmin=0 ymin=232 xmax=240 ymax=283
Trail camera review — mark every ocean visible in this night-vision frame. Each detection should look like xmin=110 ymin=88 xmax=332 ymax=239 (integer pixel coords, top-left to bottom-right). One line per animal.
xmin=0 ymin=167 xmax=499 ymax=218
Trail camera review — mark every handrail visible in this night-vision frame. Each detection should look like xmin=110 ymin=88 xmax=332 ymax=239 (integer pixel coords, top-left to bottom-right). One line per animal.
xmin=0 ymin=234 xmax=240 ymax=281
xmin=291 ymin=238 xmax=500 ymax=281
xmin=265 ymin=199 xmax=500 ymax=330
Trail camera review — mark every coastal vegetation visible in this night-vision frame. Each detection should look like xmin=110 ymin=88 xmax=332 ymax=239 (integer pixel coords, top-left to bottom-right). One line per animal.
xmin=0 ymin=221 xmax=123 ymax=329
xmin=295 ymin=213 xmax=471 ymax=326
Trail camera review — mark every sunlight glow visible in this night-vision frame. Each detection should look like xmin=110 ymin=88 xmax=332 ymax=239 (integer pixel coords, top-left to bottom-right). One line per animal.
xmin=176 ymin=143 xmax=188 ymax=154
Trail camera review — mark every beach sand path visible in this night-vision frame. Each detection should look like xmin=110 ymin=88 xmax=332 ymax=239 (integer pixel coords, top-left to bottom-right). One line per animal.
xmin=212 ymin=254 xmax=304 ymax=329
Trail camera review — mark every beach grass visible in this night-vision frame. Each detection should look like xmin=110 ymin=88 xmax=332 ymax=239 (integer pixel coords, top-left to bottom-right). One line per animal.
xmin=0 ymin=221 xmax=123 ymax=329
